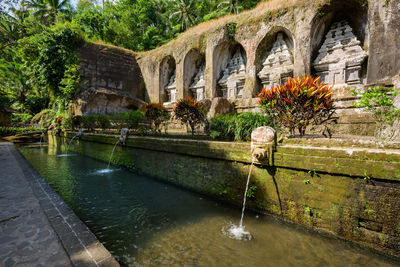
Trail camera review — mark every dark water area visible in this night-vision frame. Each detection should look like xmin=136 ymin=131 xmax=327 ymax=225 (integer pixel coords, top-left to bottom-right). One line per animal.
xmin=19 ymin=145 xmax=398 ymax=267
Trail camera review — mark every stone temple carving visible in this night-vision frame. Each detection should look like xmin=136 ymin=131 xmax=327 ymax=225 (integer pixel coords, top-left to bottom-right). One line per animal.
xmin=189 ymin=64 xmax=205 ymax=101
xmin=313 ymin=21 xmax=368 ymax=85
xmin=258 ymin=33 xmax=294 ymax=89
xmin=164 ymin=71 xmax=177 ymax=104
xmin=218 ymin=49 xmax=246 ymax=99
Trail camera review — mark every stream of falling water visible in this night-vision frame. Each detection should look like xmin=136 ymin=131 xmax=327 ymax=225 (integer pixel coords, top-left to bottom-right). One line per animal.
xmin=107 ymin=139 xmax=120 ymax=169
xmin=66 ymin=135 xmax=77 ymax=153
xmin=227 ymin=159 xmax=255 ymax=241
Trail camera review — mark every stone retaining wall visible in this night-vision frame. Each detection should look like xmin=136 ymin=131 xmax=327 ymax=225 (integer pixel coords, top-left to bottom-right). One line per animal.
xmin=49 ymin=132 xmax=400 ymax=258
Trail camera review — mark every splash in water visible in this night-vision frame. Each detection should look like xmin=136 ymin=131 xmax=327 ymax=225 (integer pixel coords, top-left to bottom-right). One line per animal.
xmin=95 ymin=168 xmax=116 ymax=174
xmin=225 ymin=159 xmax=255 ymax=240
xmin=57 ymin=153 xmax=76 ymax=157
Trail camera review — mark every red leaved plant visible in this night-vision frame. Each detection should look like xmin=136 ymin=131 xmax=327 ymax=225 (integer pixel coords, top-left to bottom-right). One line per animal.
xmin=144 ymin=103 xmax=170 ymax=132
xmin=174 ymin=97 xmax=208 ymax=136
xmin=258 ymin=76 xmax=336 ymax=137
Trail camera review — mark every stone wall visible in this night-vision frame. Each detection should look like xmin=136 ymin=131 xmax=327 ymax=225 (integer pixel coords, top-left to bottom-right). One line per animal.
xmin=135 ymin=0 xmax=400 ymax=136
xmin=51 ymin=132 xmax=400 ymax=258
xmin=73 ymin=42 xmax=146 ymax=115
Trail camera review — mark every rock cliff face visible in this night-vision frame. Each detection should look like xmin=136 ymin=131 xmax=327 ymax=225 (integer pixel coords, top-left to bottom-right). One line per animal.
xmin=77 ymin=0 xmax=400 ymax=136
xmin=73 ymin=42 xmax=146 ymax=115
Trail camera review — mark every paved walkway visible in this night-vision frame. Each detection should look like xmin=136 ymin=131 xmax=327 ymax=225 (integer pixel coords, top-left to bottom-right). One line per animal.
xmin=0 ymin=143 xmax=119 ymax=267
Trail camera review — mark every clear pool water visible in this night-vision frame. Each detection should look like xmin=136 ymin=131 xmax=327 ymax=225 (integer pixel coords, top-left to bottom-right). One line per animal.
xmin=19 ymin=146 xmax=397 ymax=267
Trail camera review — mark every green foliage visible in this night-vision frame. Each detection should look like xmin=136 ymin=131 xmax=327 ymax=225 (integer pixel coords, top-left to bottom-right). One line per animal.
xmin=11 ymin=113 xmax=32 ymax=126
xmin=109 ymin=110 xmax=145 ymax=130
xmin=209 ymin=112 xmax=274 ymax=141
xmin=31 ymin=109 xmax=56 ymax=128
xmin=81 ymin=114 xmax=97 ymax=131
xmin=59 ymin=64 xmax=81 ymax=100
xmin=24 ymin=95 xmax=50 ymax=114
xmin=123 ymin=110 xmax=145 ymax=129
xmin=62 ymin=115 xmax=81 ymax=130
xmin=246 ymin=185 xmax=257 ymax=199
xmin=226 ymin=22 xmax=237 ymax=42
xmin=95 ymin=114 xmax=111 ymax=130
xmin=0 ymin=126 xmax=38 ymax=137
xmin=350 ymin=86 xmax=400 ymax=140
xmin=174 ymin=97 xmax=207 ymax=135
xmin=20 ymin=23 xmax=84 ymax=103
xmin=259 ymin=76 xmax=336 ymax=136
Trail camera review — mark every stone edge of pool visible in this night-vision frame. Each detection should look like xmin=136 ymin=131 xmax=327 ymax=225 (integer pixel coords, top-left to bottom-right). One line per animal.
xmin=11 ymin=143 xmax=120 ymax=267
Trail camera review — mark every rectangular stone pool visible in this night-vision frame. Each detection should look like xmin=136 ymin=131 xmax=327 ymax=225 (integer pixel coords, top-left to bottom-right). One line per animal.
xmin=19 ymin=145 xmax=397 ymax=267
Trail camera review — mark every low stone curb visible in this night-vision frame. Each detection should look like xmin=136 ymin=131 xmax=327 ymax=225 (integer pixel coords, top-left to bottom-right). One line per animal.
xmin=10 ymin=144 xmax=119 ymax=267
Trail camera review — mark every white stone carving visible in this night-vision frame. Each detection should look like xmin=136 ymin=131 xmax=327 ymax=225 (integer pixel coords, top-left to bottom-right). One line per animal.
xmin=164 ymin=71 xmax=177 ymax=105
xmin=258 ymin=33 xmax=294 ymax=89
xmin=313 ymin=21 xmax=368 ymax=85
xmin=218 ymin=49 xmax=246 ymax=99
xmin=189 ymin=64 xmax=205 ymax=101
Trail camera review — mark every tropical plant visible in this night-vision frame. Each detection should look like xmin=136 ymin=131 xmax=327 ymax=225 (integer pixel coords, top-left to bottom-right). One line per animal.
xmin=94 ymin=114 xmax=110 ymax=130
xmin=0 ymin=126 xmax=37 ymax=137
xmin=31 ymin=108 xmax=56 ymax=128
xmin=29 ymin=0 xmax=71 ymax=24
xmin=123 ymin=110 xmax=145 ymax=129
xmin=169 ymin=0 xmax=198 ymax=31
xmin=350 ymin=86 xmax=400 ymax=141
xmin=81 ymin=114 xmax=96 ymax=131
xmin=258 ymin=76 xmax=335 ymax=137
xmin=217 ymin=0 xmax=243 ymax=15
xmin=174 ymin=97 xmax=207 ymax=136
xmin=209 ymin=112 xmax=274 ymax=141
xmin=145 ymin=103 xmax=170 ymax=132
xmin=11 ymin=113 xmax=33 ymax=126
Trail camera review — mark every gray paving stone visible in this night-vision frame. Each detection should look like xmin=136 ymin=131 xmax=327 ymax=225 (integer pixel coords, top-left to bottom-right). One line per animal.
xmin=0 ymin=142 xmax=119 ymax=267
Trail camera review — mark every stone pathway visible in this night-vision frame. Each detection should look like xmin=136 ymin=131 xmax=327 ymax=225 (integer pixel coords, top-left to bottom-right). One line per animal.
xmin=0 ymin=143 xmax=119 ymax=267
xmin=0 ymin=143 xmax=71 ymax=267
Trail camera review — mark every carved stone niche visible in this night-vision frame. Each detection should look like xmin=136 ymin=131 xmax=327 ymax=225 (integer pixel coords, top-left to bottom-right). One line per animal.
xmin=218 ymin=49 xmax=246 ymax=99
xmin=258 ymin=33 xmax=294 ymax=89
xmin=313 ymin=21 xmax=368 ymax=86
xmin=189 ymin=64 xmax=205 ymax=101
xmin=163 ymin=71 xmax=177 ymax=105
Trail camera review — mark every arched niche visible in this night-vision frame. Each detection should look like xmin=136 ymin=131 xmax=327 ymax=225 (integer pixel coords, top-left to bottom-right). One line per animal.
xmin=255 ymin=28 xmax=295 ymax=94
xmin=183 ymin=49 xmax=206 ymax=101
xmin=213 ymin=41 xmax=247 ymax=99
xmin=159 ymin=55 xmax=176 ymax=104
xmin=310 ymin=0 xmax=368 ymax=86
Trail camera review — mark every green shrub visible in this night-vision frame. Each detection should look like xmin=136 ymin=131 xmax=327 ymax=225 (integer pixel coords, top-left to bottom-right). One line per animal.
xmin=31 ymin=109 xmax=56 ymax=129
xmin=95 ymin=114 xmax=111 ymax=130
xmin=0 ymin=127 xmax=38 ymax=137
xmin=12 ymin=113 xmax=33 ymax=126
xmin=25 ymin=95 xmax=50 ymax=115
xmin=109 ymin=112 xmax=125 ymax=130
xmin=210 ymin=112 xmax=274 ymax=141
xmin=258 ymin=76 xmax=335 ymax=136
xmin=351 ymin=86 xmax=400 ymax=140
xmin=81 ymin=115 xmax=97 ymax=131
xmin=62 ymin=115 xmax=81 ymax=130
xmin=123 ymin=110 xmax=145 ymax=129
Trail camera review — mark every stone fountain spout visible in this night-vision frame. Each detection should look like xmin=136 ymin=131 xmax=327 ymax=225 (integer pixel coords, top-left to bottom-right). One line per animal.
xmin=119 ymin=128 xmax=129 ymax=146
xmin=77 ymin=128 xmax=83 ymax=138
xmin=251 ymin=127 xmax=276 ymax=166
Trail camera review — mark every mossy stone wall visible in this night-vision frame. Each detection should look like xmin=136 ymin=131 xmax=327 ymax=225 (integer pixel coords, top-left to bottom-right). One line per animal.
xmin=49 ymin=132 xmax=400 ymax=258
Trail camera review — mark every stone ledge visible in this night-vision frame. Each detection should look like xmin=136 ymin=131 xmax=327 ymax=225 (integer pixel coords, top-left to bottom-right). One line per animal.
xmin=11 ymin=144 xmax=120 ymax=267
xmin=62 ymin=132 xmax=400 ymax=182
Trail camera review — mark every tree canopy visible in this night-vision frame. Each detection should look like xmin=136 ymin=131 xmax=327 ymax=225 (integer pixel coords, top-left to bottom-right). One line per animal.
xmin=0 ymin=0 xmax=260 ymax=118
